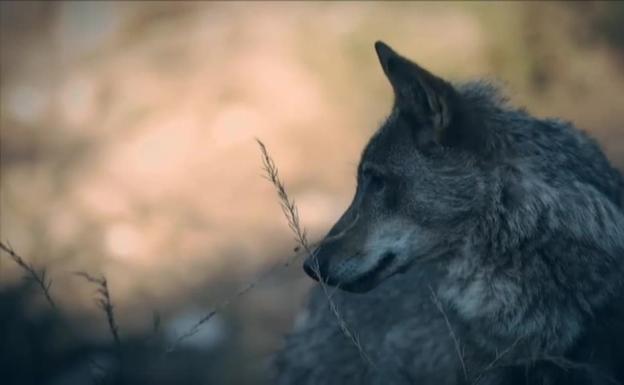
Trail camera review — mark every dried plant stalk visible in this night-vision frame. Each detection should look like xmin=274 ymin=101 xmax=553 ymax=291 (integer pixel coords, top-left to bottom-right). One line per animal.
xmin=256 ymin=139 xmax=375 ymax=367
xmin=1 ymin=241 xmax=56 ymax=308
xmin=75 ymin=272 xmax=121 ymax=352
xmin=429 ymin=285 xmax=468 ymax=382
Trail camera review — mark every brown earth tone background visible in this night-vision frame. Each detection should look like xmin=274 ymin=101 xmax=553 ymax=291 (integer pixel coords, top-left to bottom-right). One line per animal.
xmin=1 ymin=2 xmax=623 ymax=384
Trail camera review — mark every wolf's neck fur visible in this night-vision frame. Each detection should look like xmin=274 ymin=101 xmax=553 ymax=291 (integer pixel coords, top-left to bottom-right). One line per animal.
xmin=437 ymin=157 xmax=624 ymax=362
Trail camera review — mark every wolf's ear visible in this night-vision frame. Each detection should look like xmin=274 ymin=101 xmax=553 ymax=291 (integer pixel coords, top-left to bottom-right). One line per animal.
xmin=375 ymin=41 xmax=457 ymax=143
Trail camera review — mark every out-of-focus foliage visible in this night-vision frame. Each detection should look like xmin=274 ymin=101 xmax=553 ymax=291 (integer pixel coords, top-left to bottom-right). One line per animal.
xmin=1 ymin=2 xmax=622 ymax=384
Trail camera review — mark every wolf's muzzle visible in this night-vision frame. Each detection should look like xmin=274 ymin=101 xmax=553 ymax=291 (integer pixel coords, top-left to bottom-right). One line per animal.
xmin=303 ymin=257 xmax=341 ymax=287
xmin=303 ymin=257 xmax=320 ymax=282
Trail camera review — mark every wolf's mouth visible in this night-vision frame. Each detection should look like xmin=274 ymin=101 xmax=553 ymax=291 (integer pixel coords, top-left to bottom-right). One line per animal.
xmin=341 ymin=252 xmax=397 ymax=293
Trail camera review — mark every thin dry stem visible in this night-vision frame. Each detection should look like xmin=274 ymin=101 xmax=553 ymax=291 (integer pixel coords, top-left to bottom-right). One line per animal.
xmin=165 ymin=245 xmax=312 ymax=353
xmin=256 ymin=139 xmax=308 ymax=248
xmin=472 ymin=336 xmax=523 ymax=384
xmin=429 ymin=285 xmax=468 ymax=382
xmin=75 ymin=272 xmax=121 ymax=353
xmin=257 ymin=139 xmax=375 ymax=368
xmin=0 ymin=241 xmax=56 ymax=308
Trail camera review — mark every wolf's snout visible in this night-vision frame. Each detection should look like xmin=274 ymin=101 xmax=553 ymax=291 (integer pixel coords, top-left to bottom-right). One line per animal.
xmin=303 ymin=245 xmax=331 ymax=282
xmin=303 ymin=257 xmax=320 ymax=281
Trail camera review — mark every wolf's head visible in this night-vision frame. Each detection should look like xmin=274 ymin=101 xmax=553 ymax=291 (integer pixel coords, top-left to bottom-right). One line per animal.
xmin=303 ymin=42 xmax=492 ymax=292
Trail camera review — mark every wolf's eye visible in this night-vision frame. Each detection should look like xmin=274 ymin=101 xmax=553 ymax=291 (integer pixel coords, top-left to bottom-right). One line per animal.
xmin=364 ymin=169 xmax=386 ymax=192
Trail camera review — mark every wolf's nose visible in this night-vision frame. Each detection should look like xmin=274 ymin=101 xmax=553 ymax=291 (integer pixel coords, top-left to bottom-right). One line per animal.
xmin=303 ymin=258 xmax=320 ymax=281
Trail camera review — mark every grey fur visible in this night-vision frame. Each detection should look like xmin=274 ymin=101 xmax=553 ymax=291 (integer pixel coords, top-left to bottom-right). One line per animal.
xmin=275 ymin=42 xmax=624 ymax=385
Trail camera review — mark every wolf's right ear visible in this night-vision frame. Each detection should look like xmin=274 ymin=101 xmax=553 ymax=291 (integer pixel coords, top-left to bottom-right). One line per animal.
xmin=375 ymin=41 xmax=458 ymax=143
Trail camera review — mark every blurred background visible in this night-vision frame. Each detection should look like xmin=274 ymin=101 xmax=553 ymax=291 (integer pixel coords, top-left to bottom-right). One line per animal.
xmin=1 ymin=1 xmax=623 ymax=384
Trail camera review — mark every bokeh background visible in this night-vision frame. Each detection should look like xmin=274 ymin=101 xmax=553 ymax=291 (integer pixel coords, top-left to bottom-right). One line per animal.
xmin=1 ymin=2 xmax=623 ymax=384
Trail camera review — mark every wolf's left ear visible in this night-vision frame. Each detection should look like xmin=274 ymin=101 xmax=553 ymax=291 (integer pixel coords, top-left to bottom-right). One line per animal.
xmin=375 ymin=41 xmax=458 ymax=143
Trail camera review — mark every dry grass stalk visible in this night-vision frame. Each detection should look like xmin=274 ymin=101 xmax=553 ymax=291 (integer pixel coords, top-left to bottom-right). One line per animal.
xmin=75 ymin=272 xmax=121 ymax=352
xmin=0 ymin=241 xmax=56 ymax=308
xmin=471 ymin=336 xmax=523 ymax=384
xmin=429 ymin=285 xmax=468 ymax=382
xmin=256 ymin=139 xmax=375 ymax=368
xmin=164 ymin=244 xmax=310 ymax=353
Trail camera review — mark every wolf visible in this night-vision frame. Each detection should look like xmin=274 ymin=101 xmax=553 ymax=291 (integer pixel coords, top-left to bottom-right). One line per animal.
xmin=274 ymin=41 xmax=624 ymax=385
